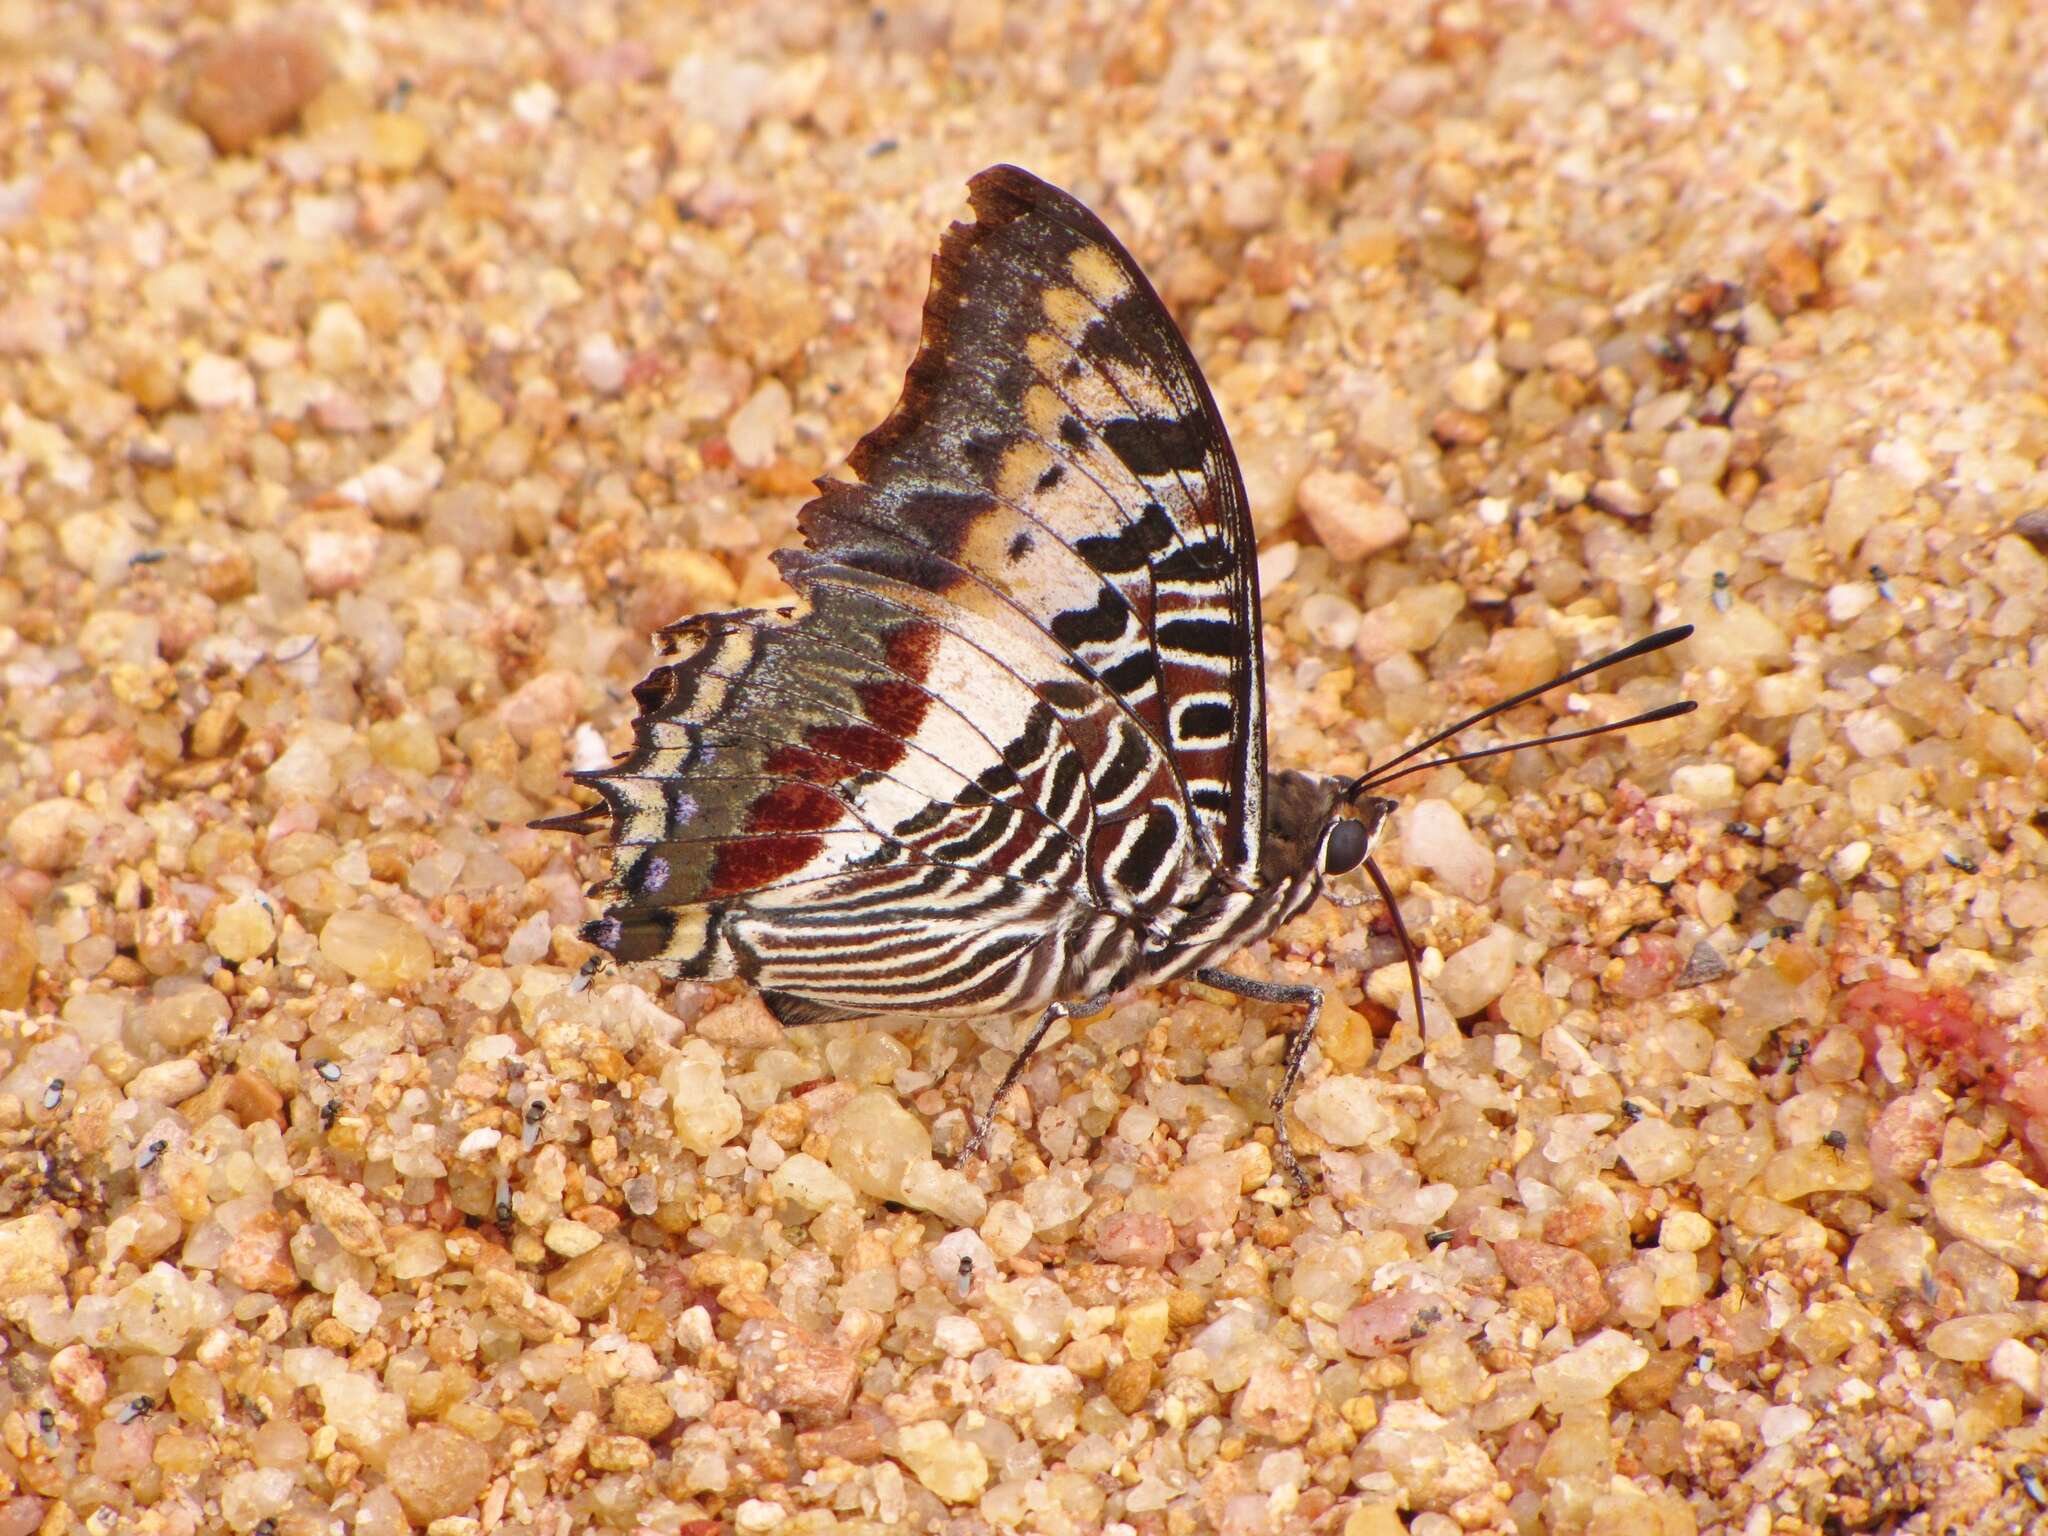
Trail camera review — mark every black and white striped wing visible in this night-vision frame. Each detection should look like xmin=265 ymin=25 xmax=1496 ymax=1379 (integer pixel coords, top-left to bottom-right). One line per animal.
xmin=551 ymin=166 xmax=1268 ymax=1011
xmin=809 ymin=165 xmax=1268 ymax=895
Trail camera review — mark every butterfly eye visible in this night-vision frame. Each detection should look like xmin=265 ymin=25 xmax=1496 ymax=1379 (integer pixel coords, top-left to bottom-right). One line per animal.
xmin=1322 ymin=818 xmax=1369 ymax=876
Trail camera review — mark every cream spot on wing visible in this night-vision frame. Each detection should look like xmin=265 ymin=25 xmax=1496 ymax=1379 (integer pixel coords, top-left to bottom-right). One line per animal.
xmin=1023 ymin=383 xmax=1066 ymax=439
xmin=613 ymin=783 xmax=667 ymax=841
xmin=1025 ymin=331 xmax=1065 ymax=376
xmin=996 ymin=440 xmax=1055 ymax=502
xmin=1022 ymin=463 xmax=1125 ymax=539
xmin=658 ymin=907 xmax=711 ymax=959
xmin=1042 ymin=285 xmax=1094 ymax=337
xmin=1065 ymin=370 xmax=1127 ymax=422
xmin=1069 ymin=244 xmax=1132 ymax=304
xmin=1103 ymin=357 xmax=1177 ymax=416
xmin=681 ymin=675 xmax=729 ymax=720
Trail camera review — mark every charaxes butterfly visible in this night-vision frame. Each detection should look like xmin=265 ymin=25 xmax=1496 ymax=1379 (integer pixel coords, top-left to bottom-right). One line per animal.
xmin=541 ymin=166 xmax=1695 ymax=1186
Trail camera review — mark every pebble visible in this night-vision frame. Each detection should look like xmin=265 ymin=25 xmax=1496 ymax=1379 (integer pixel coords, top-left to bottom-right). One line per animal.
xmin=1664 ymin=426 xmax=1732 ymax=484
xmin=546 ymin=1242 xmax=636 ymax=1318
xmin=1824 ymin=468 xmax=1911 ymax=559
xmin=1297 ymin=469 xmax=1411 ymax=563
xmin=894 ymin=1419 xmax=989 ymax=1504
xmin=1433 ymin=924 xmax=1517 ymax=1017
xmin=127 ymin=1058 xmax=206 ymax=1104
xmin=1402 ymin=799 xmax=1495 ymax=902
xmin=1758 ymin=1404 xmax=1815 ymax=1448
xmin=1929 ymin=1163 xmax=2048 ymax=1275
xmin=1495 ymin=1240 xmax=1607 ymax=1332
xmin=318 ymin=910 xmax=434 ymax=991
xmin=987 ymin=1276 xmax=1077 ymax=1362
xmin=1293 ymin=1076 xmax=1398 ymax=1148
xmin=1354 ymin=582 xmax=1464 ymax=663
xmin=1298 ymin=590 xmax=1362 ymax=650
xmin=382 ymin=1425 xmax=493 ymax=1523
xmin=298 ymin=518 xmax=381 ymax=596
xmin=577 ymin=332 xmax=627 ymax=395
xmin=1220 ymin=169 xmax=1284 ymax=232
xmin=182 ymin=352 xmax=255 ymax=411
xmin=736 ymin=1321 xmax=858 ymax=1428
xmin=184 ymin=25 xmax=331 ymax=153
xmin=1091 ymin=1210 xmax=1173 ymax=1267
xmin=1233 ymin=1362 xmax=1316 ymax=1445
xmin=220 ymin=1212 xmax=297 ymax=1294
xmin=1669 ymin=762 xmax=1737 ymax=809
xmin=1988 ymin=1338 xmax=2043 ymax=1402
xmin=664 ymin=1053 xmax=743 ymax=1154
xmin=1613 ymin=1119 xmax=1696 ymax=1185
xmin=825 ymin=1087 xmax=930 ymax=1202
xmin=206 ymin=895 xmax=277 ymax=963
xmin=728 ymin=379 xmax=793 ymax=469
xmin=770 ymin=1152 xmax=857 ymax=1210
xmin=1446 ymin=355 xmax=1506 ymax=413
xmin=1533 ymin=1329 xmax=1649 ymax=1411
xmin=0 ymin=1212 xmax=71 ymax=1303
xmin=307 ymin=301 xmax=368 ymax=372
xmin=1868 ymin=1091 xmax=1944 ymax=1183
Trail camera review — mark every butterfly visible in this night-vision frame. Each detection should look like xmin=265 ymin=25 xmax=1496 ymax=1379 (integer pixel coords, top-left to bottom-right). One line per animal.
xmin=540 ymin=166 xmax=1695 ymax=1187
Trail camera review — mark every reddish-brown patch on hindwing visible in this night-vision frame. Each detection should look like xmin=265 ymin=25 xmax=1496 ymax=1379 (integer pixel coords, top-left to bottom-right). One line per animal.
xmin=807 ymin=722 xmax=905 ymax=772
xmin=708 ymin=834 xmax=824 ymax=897
xmin=746 ymin=782 xmax=843 ymax=834
xmin=884 ymin=620 xmax=939 ymax=682
xmin=856 ymin=680 xmax=930 ymax=740
xmin=764 ymin=745 xmax=843 ymax=784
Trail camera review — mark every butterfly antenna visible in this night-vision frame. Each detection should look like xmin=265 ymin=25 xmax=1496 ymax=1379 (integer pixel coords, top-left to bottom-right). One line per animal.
xmin=1362 ymin=855 xmax=1428 ymax=1032
xmin=1359 ymin=701 xmax=1697 ymax=792
xmin=1344 ymin=625 xmax=1694 ymax=799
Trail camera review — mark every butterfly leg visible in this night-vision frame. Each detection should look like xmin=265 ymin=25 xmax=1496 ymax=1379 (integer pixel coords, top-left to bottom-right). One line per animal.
xmin=959 ymin=992 xmax=1115 ymax=1166
xmin=1195 ymin=968 xmax=1323 ymax=1192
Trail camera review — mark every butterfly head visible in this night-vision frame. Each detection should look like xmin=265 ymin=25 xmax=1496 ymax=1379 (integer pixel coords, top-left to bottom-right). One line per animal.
xmin=1317 ymin=792 xmax=1396 ymax=884
xmin=1259 ymin=771 xmax=1394 ymax=896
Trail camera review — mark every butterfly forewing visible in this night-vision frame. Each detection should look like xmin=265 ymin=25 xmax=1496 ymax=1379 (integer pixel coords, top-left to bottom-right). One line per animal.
xmin=561 ymin=166 xmax=1269 ymax=1012
xmin=822 ymin=166 xmax=1267 ymax=889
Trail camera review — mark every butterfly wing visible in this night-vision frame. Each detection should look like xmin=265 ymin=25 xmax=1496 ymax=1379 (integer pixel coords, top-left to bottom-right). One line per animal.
xmin=820 ymin=165 xmax=1267 ymax=891
xmin=557 ymin=167 xmax=1268 ymax=1003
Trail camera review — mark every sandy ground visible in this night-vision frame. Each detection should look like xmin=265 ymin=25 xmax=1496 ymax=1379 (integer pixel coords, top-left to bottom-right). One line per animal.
xmin=2 ymin=1 xmax=2047 ymax=1532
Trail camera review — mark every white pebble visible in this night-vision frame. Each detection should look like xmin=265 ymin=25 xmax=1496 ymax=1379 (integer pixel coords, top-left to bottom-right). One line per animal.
xmin=307 ymin=302 xmax=367 ymax=372
xmin=1446 ymin=354 xmax=1505 ymax=413
xmin=1402 ymin=799 xmax=1495 ymax=902
xmin=502 ymin=910 xmax=552 ymax=967
xmin=511 ymin=81 xmax=559 ymax=126
xmin=1758 ymin=1403 xmax=1815 ymax=1448
xmin=728 ymin=379 xmax=792 ymax=469
xmin=1843 ymin=708 xmax=1907 ymax=759
xmin=1533 ymin=1329 xmax=1649 ymax=1411
xmin=300 ymin=521 xmax=380 ymax=596
xmin=1825 ymin=581 xmax=1877 ymax=622
xmin=1298 ymin=592 xmax=1361 ymax=650
xmin=1988 ymin=1338 xmax=2043 ymax=1402
xmin=768 ymin=1153 xmax=854 ymax=1211
xmin=578 ymin=331 xmax=627 ymax=395
xmin=1292 ymin=1077 xmax=1396 ymax=1148
xmin=1256 ymin=540 xmax=1300 ymax=590
xmin=1669 ymin=763 xmax=1738 ymax=809
xmin=183 ymin=352 xmax=255 ymax=410
xmin=1434 ymin=924 xmax=1517 ymax=1017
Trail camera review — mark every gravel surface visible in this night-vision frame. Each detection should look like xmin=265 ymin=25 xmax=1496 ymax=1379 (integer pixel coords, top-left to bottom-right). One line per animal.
xmin=3 ymin=3 xmax=2046 ymax=1533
